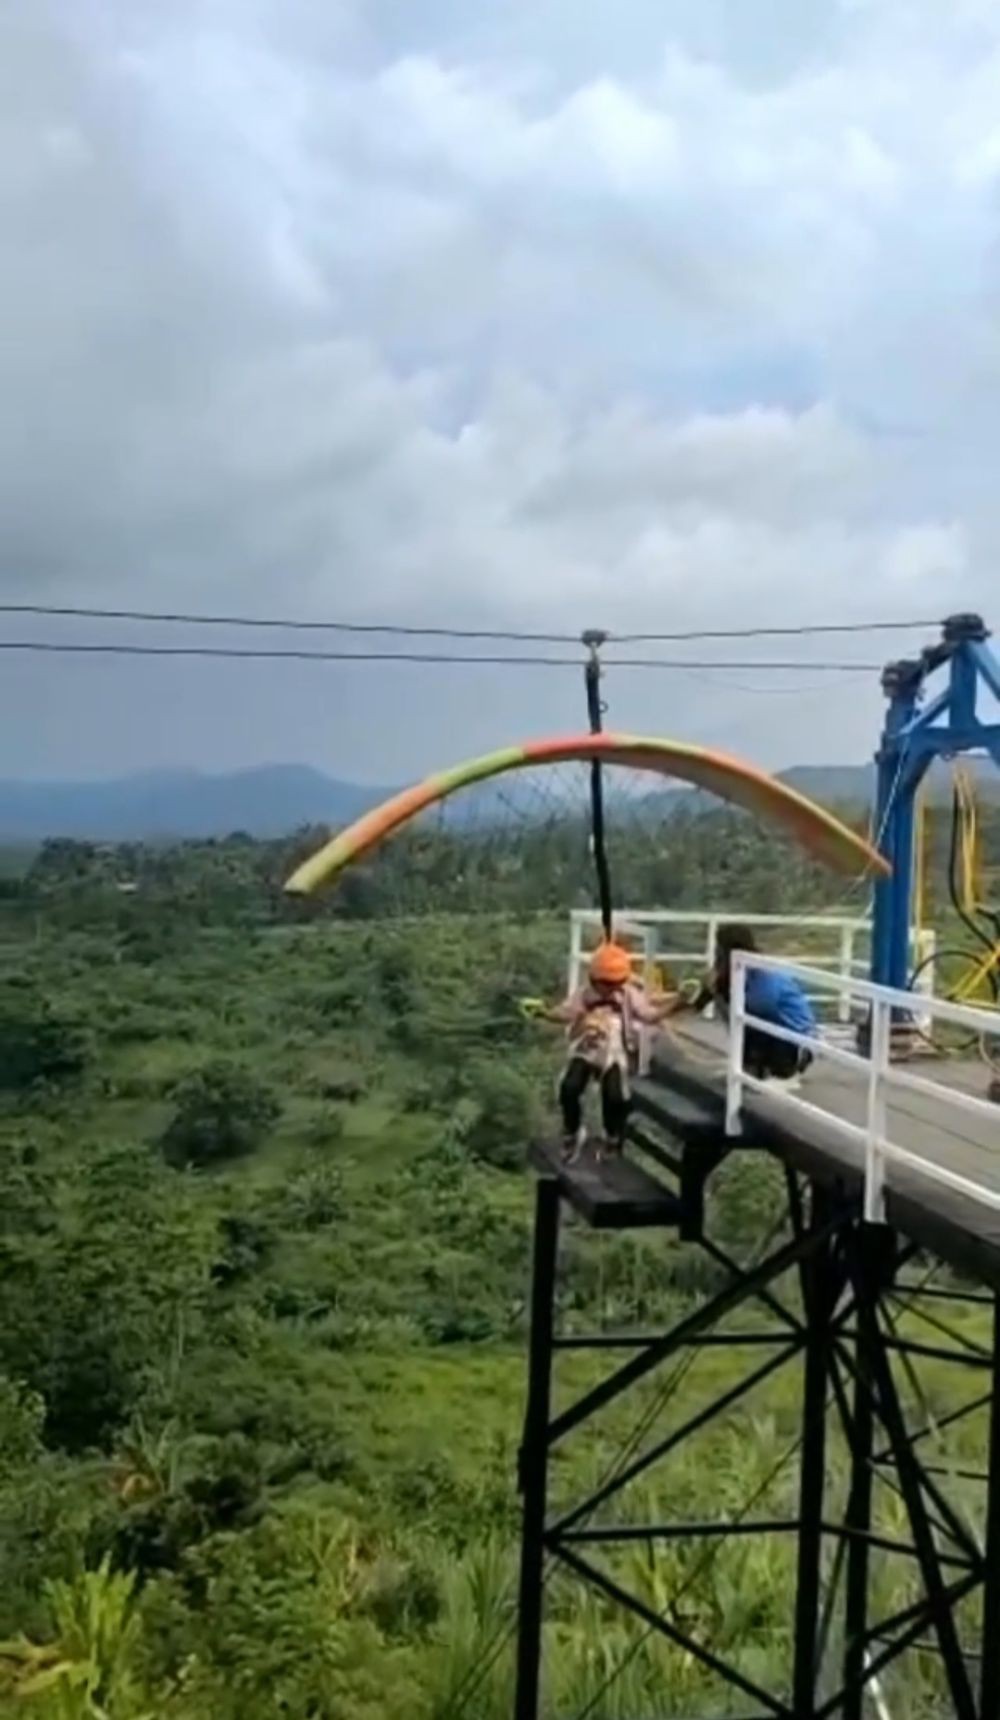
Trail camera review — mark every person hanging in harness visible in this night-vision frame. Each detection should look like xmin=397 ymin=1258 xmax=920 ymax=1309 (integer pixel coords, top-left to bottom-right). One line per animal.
xmin=535 ymin=941 xmax=673 ymax=1160
xmin=673 ymin=923 xmax=816 ymax=1089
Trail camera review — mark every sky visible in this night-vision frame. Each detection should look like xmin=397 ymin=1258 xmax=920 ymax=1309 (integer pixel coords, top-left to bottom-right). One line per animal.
xmin=2 ymin=0 xmax=1000 ymax=784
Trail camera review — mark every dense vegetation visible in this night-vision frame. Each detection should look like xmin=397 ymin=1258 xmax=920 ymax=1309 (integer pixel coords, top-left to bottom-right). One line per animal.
xmin=0 ymin=801 xmax=996 ymax=1717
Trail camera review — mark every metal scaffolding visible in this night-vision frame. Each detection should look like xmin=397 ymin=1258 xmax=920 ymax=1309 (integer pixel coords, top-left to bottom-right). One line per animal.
xmin=514 ymin=1163 xmax=1000 ymax=1719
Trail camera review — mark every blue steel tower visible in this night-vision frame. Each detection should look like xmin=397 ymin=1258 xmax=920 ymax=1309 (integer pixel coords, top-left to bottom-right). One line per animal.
xmin=870 ymin=613 xmax=1000 ymax=991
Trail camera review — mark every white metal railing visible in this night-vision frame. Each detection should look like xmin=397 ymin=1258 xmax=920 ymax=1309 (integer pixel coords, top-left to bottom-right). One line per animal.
xmin=725 ymin=953 xmax=1000 ymax=1225
xmin=568 ymin=909 xmax=936 ymax=1028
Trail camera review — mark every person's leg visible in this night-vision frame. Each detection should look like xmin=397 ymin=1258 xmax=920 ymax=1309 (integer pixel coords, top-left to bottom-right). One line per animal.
xmin=600 ymin=1065 xmax=631 ymax=1152
xmin=744 ymin=1025 xmax=799 ymax=1080
xmin=742 ymin=1025 xmax=769 ymax=1078
xmin=559 ymin=1058 xmax=591 ymax=1153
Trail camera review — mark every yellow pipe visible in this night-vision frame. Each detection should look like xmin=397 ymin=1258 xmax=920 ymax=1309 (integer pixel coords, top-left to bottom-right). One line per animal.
xmin=956 ymin=770 xmax=977 ymax=915
xmin=913 ymin=785 xmax=927 ymax=935
xmin=954 ymin=766 xmax=980 ymax=914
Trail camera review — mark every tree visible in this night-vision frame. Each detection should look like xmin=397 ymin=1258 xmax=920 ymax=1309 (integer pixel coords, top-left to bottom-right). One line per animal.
xmin=0 ymin=1143 xmax=217 ymax=1451
xmin=461 ymin=1064 xmax=540 ymax=1172
xmin=0 ymin=985 xmax=89 ymax=1092
xmin=161 ymin=1063 xmax=281 ymax=1168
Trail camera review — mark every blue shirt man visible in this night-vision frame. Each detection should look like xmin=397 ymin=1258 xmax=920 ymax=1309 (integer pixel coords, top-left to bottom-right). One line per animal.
xmin=744 ymin=964 xmax=816 ymax=1040
xmin=689 ymin=923 xmax=815 ymax=1085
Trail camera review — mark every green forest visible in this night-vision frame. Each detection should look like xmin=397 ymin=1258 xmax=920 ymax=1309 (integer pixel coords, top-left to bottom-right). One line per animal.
xmin=0 ymin=800 xmax=996 ymax=1718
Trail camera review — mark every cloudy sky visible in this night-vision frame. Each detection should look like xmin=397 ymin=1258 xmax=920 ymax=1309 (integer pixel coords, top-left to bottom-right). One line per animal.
xmin=2 ymin=0 xmax=999 ymax=784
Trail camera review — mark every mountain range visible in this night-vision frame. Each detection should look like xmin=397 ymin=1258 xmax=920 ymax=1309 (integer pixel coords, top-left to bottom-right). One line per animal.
xmin=0 ymin=759 xmax=996 ymax=842
xmin=0 ymin=766 xmax=389 ymax=842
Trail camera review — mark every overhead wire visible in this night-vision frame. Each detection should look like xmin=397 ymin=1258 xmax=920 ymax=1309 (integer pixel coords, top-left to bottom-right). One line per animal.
xmin=672 ymin=665 xmax=877 ymax=698
xmin=0 ymin=600 xmax=943 ymax=643
xmin=0 ymin=639 xmax=885 ymax=671
xmin=616 ymin=617 xmax=942 ymax=643
xmin=0 ymin=604 xmax=580 ymax=644
xmin=814 ymin=730 xmax=914 ymax=925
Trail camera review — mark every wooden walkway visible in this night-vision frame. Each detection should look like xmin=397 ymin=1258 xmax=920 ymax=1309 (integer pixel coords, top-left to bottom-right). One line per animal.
xmin=649 ymin=1017 xmax=1000 ymax=1280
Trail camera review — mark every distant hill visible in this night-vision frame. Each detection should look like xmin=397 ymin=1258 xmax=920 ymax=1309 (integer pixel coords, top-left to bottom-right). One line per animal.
xmin=0 ymin=756 xmax=997 ymax=841
xmin=781 ymin=760 xmax=1000 ymax=805
xmin=779 ymin=765 xmax=875 ymax=802
xmin=0 ymin=766 xmax=393 ymax=842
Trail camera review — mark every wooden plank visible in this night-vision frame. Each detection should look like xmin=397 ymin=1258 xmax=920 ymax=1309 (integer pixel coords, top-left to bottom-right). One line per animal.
xmin=626 ymin=1120 xmax=684 ymax=1179
xmin=632 ymin=1076 xmax=724 ymax=1145
xmin=529 ymin=1138 xmax=682 ymax=1231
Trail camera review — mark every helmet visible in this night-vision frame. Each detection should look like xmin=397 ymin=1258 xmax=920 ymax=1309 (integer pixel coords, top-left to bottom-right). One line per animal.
xmin=589 ymin=941 xmax=632 ymax=986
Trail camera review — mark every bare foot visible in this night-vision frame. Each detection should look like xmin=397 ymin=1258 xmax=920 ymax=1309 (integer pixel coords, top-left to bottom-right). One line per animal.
xmin=561 ymin=1127 xmax=587 ymax=1164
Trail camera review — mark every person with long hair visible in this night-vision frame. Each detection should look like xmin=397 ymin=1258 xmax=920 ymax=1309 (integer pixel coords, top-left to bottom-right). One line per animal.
xmin=680 ymin=923 xmax=815 ymax=1088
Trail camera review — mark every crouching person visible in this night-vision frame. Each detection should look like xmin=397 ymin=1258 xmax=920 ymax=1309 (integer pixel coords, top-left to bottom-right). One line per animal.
xmin=681 ymin=923 xmax=816 ymax=1089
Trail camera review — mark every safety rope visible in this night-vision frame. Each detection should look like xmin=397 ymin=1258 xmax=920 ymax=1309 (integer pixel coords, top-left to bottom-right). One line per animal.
xmin=583 ymin=631 xmax=614 ymax=939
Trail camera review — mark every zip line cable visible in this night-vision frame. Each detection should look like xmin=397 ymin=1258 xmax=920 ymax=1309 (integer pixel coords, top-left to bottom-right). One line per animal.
xmin=0 ymin=600 xmax=942 ymax=643
xmin=0 ymin=639 xmax=884 ymax=671
xmin=616 ymin=617 xmax=942 ymax=643
xmin=0 ymin=603 xmax=580 ymax=644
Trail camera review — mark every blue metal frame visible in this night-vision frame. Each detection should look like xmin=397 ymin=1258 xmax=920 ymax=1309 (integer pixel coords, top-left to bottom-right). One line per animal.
xmin=870 ymin=614 xmax=1000 ymax=989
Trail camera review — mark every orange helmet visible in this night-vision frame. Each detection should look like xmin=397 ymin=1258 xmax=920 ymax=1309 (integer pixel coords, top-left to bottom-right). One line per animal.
xmin=589 ymin=941 xmax=632 ymax=986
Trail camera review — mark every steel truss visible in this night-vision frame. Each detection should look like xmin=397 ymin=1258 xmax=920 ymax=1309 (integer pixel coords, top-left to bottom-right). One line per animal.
xmin=514 ymin=1169 xmax=1000 ymax=1719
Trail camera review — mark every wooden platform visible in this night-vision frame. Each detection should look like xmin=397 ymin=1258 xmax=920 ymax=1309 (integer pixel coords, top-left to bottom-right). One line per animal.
xmin=651 ymin=1018 xmax=1000 ymax=1287
xmin=529 ymin=1138 xmax=682 ymax=1229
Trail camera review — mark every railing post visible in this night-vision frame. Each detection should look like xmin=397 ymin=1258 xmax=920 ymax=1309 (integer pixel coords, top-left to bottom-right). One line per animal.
xmin=838 ymin=924 xmax=854 ymax=1025
xmin=912 ymin=927 xmax=936 ymax=1034
xmin=567 ymin=913 xmax=581 ymax=997
xmin=638 ymin=923 xmax=657 ymax=1076
xmin=725 ymin=954 xmax=747 ymax=1136
xmin=706 ymin=917 xmax=719 ymax=1022
xmin=642 ymin=923 xmax=656 ymax=987
xmin=864 ymin=996 xmax=890 ymax=1224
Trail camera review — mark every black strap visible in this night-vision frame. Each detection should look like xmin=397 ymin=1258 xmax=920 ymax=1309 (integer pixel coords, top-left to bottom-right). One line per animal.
xmin=584 ymin=638 xmax=613 ymax=938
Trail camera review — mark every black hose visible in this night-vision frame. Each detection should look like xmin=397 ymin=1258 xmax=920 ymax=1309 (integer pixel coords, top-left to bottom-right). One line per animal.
xmin=907 ymin=946 xmax=982 ymax=1050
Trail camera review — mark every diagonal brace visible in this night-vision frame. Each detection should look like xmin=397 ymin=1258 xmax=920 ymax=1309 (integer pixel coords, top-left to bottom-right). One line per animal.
xmin=549 ymin=1218 xmax=840 ymax=1446
xmin=552 ymin=1540 xmax=793 ymax=1719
